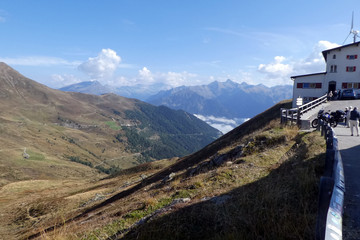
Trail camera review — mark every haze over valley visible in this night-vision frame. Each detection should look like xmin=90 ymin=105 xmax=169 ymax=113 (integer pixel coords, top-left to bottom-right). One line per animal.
xmin=60 ymin=79 xmax=293 ymax=133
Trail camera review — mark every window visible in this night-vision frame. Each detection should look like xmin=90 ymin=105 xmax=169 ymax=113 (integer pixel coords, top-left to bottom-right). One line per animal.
xmin=330 ymin=65 xmax=337 ymax=72
xmin=346 ymin=66 xmax=357 ymax=72
xmin=346 ymin=54 xmax=358 ymax=60
xmin=297 ymin=82 xmax=322 ymax=89
xmin=333 ymin=54 xmax=336 ymax=59
xmin=341 ymin=82 xmax=360 ymax=89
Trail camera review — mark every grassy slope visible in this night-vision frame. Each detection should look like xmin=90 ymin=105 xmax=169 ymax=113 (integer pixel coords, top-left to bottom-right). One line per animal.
xmin=13 ymin=99 xmax=326 ymax=240
xmin=0 ymin=63 xmax=220 ymax=187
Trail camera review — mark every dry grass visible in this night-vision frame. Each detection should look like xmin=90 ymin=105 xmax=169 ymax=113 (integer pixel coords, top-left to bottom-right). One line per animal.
xmin=117 ymin=129 xmax=325 ymax=240
xmin=29 ymin=122 xmax=325 ymax=240
xmin=1 ymin=99 xmax=326 ymax=240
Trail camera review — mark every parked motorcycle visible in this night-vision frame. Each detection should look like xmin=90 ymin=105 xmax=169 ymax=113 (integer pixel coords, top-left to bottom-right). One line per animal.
xmin=311 ymin=109 xmax=344 ymax=128
xmin=330 ymin=110 xmax=345 ymax=126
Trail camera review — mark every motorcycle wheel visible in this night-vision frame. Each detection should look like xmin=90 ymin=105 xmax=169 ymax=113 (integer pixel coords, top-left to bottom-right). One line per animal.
xmin=331 ymin=121 xmax=338 ymax=128
xmin=312 ymin=118 xmax=319 ymax=128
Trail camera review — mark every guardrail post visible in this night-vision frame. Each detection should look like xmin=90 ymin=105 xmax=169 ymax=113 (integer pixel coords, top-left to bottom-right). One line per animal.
xmin=297 ymin=108 xmax=301 ymax=126
xmin=280 ymin=94 xmax=327 ymax=125
xmin=321 ymin=123 xmax=326 ymax=137
xmin=316 ymin=176 xmax=335 ymax=240
xmin=315 ymin=124 xmax=344 ymax=240
xmin=324 ymin=149 xmax=335 ymax=178
xmin=317 ymin=119 xmax=322 ymax=132
xmin=326 ymin=129 xmax=334 ymax=149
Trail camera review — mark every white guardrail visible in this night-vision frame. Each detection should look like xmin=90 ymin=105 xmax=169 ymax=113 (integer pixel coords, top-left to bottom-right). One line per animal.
xmin=281 ymin=94 xmax=328 ymax=125
xmin=316 ymin=122 xmax=345 ymax=240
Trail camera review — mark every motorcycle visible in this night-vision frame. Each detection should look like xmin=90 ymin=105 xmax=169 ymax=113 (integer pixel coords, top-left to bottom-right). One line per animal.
xmin=311 ymin=109 xmax=344 ymax=128
xmin=330 ymin=110 xmax=345 ymax=126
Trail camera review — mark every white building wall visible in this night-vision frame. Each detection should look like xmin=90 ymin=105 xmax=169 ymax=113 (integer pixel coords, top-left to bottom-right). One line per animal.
xmin=324 ymin=44 xmax=360 ymax=90
xmin=292 ymin=42 xmax=360 ymax=108
xmin=292 ymin=74 xmax=326 ymax=107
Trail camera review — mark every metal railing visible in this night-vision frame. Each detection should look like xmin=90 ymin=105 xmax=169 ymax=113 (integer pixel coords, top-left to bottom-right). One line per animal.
xmin=281 ymin=94 xmax=327 ymax=125
xmin=315 ymin=120 xmax=344 ymax=240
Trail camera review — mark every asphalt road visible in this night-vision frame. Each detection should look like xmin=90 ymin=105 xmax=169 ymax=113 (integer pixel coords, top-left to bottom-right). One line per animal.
xmin=320 ymin=100 xmax=360 ymax=239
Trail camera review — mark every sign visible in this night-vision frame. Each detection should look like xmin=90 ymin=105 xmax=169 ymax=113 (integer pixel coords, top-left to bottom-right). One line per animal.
xmin=296 ymin=97 xmax=303 ymax=106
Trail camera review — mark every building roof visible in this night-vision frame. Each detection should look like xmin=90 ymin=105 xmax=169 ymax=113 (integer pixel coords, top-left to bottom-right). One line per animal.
xmin=322 ymin=41 xmax=360 ymax=61
xmin=291 ymin=72 xmax=326 ymax=80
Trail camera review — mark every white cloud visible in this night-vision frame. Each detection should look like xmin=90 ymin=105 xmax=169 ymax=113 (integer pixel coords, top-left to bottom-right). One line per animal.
xmin=258 ymin=56 xmax=293 ymax=78
xmin=293 ymin=40 xmax=340 ymax=74
xmin=111 ymin=67 xmax=200 ymax=88
xmin=50 ymin=74 xmax=82 ymax=88
xmin=194 ymin=114 xmax=249 ymax=134
xmin=78 ymin=49 xmax=121 ymax=80
xmin=0 ymin=56 xmax=80 ymax=66
xmin=257 ymin=40 xmax=340 ymax=86
xmin=158 ymin=71 xmax=199 ymax=87
xmin=138 ymin=67 xmax=154 ymax=82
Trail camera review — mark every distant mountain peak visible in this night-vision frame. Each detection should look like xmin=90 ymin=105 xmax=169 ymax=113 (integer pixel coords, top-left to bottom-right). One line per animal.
xmin=147 ymin=80 xmax=293 ymax=122
xmin=60 ymin=81 xmax=114 ymax=95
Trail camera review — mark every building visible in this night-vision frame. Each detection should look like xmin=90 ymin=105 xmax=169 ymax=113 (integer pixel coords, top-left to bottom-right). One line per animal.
xmin=292 ymin=41 xmax=360 ymax=107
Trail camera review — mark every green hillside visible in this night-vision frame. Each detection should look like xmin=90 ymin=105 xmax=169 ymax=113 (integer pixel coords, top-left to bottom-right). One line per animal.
xmin=0 ymin=63 xmax=221 ymax=186
xmin=10 ymin=100 xmax=326 ymax=240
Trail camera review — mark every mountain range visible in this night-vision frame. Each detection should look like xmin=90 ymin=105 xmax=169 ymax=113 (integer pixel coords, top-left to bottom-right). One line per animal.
xmin=59 ymin=81 xmax=171 ymax=100
xmin=0 ymin=62 xmax=324 ymax=239
xmin=60 ymin=80 xmax=293 ymax=132
xmin=147 ymin=79 xmax=292 ymax=118
xmin=0 ymin=62 xmax=221 ymax=185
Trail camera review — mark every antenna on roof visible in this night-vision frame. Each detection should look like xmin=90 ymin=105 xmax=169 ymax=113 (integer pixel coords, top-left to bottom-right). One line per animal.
xmin=343 ymin=11 xmax=360 ymax=44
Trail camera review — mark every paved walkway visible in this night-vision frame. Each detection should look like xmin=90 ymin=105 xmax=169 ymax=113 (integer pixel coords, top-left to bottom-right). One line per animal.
xmin=315 ymin=100 xmax=360 ymax=239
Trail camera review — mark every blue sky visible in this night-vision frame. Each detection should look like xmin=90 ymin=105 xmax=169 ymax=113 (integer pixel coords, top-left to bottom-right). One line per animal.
xmin=0 ymin=0 xmax=359 ymax=89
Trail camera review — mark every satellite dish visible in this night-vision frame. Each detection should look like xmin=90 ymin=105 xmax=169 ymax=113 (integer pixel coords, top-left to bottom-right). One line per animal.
xmin=343 ymin=11 xmax=360 ymax=44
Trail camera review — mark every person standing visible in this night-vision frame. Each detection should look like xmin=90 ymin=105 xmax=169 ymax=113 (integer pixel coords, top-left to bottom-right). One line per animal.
xmin=347 ymin=106 xmax=352 ymax=128
xmin=328 ymin=91 xmax=333 ymax=101
xmin=349 ymin=107 xmax=360 ymax=136
xmin=334 ymin=90 xmax=338 ymax=99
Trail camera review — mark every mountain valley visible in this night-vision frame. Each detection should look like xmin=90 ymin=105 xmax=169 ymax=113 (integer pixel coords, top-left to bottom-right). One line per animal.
xmin=0 ymin=62 xmax=221 ymax=187
xmin=60 ymin=79 xmax=293 ymax=133
xmin=0 ymin=96 xmax=326 ymax=239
